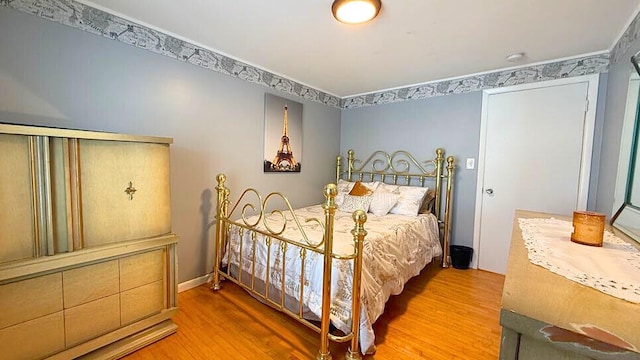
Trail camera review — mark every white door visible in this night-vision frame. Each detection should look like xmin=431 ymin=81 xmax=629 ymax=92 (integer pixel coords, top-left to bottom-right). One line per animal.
xmin=473 ymin=75 xmax=598 ymax=274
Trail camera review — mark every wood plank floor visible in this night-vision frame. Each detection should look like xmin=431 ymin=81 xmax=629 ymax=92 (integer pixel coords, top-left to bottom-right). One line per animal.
xmin=124 ymin=265 xmax=505 ymax=359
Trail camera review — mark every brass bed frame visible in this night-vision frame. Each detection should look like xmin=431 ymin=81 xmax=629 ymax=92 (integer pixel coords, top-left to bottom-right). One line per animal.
xmin=211 ymin=148 xmax=455 ymax=360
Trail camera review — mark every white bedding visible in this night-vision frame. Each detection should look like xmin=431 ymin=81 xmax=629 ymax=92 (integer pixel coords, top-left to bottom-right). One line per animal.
xmin=223 ymin=204 xmax=442 ymax=354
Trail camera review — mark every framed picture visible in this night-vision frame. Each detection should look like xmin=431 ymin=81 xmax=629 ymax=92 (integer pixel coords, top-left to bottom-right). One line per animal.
xmin=263 ymin=93 xmax=302 ymax=172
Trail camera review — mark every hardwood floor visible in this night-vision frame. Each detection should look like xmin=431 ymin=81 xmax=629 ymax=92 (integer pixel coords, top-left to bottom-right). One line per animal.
xmin=124 ymin=265 xmax=505 ymax=359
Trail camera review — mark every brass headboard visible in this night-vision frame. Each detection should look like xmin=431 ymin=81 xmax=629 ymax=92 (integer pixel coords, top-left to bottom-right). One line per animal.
xmin=336 ymin=148 xmax=455 ymax=267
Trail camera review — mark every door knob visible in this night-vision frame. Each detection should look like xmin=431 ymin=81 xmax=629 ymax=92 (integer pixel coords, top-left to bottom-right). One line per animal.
xmin=485 ymin=188 xmax=494 ymax=195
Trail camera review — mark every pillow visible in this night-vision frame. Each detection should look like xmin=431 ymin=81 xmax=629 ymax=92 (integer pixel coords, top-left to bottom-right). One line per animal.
xmin=419 ymin=189 xmax=436 ymax=214
xmin=369 ymin=189 xmax=400 ymax=216
xmin=336 ymin=179 xmax=378 ymax=205
xmin=348 ymin=181 xmax=376 ymax=196
xmin=339 ymin=194 xmax=373 ymax=213
xmin=378 ymin=183 xmax=429 ymax=216
xmin=336 ymin=179 xmax=356 ymax=206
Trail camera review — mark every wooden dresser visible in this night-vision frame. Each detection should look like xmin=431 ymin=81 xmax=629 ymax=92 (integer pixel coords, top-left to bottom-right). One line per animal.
xmin=500 ymin=210 xmax=640 ymax=360
xmin=0 ymin=124 xmax=178 ymax=359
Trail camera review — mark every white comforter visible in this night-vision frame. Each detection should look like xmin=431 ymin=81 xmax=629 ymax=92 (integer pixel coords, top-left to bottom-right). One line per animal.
xmin=223 ymin=205 xmax=441 ymax=354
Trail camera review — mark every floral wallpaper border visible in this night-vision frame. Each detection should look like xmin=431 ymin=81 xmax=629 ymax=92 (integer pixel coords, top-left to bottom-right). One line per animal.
xmin=0 ymin=0 xmax=341 ymax=108
xmin=342 ymin=53 xmax=609 ymax=108
xmin=1 ymin=0 xmax=638 ymax=109
xmin=611 ymin=9 xmax=640 ymax=65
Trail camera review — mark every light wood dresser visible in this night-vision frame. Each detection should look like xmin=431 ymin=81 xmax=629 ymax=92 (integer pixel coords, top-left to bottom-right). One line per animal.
xmin=0 ymin=124 xmax=178 ymax=359
xmin=500 ymin=210 xmax=640 ymax=360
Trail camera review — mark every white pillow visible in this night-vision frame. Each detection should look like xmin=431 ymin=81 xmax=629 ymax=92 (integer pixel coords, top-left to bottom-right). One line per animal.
xmin=339 ymin=194 xmax=373 ymax=213
xmin=369 ymin=189 xmax=400 ymax=216
xmin=335 ymin=179 xmax=356 ymax=206
xmin=378 ymin=183 xmax=429 ymax=216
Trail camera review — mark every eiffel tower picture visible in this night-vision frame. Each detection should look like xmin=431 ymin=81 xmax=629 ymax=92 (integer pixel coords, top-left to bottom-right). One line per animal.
xmin=264 ymin=94 xmax=302 ymax=172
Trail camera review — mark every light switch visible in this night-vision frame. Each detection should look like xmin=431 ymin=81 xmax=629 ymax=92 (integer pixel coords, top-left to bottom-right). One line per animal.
xmin=466 ymin=158 xmax=475 ymax=170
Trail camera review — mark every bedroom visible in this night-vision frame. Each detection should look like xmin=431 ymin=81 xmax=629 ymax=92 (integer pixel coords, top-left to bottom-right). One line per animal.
xmin=1 ymin=1 xmax=639 ymax=359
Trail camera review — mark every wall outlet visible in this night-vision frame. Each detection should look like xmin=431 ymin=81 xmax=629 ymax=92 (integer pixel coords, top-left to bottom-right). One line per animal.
xmin=466 ymin=158 xmax=475 ymax=170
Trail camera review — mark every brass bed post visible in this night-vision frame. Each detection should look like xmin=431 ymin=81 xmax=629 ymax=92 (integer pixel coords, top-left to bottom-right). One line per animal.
xmin=434 ymin=148 xmax=444 ymax=220
xmin=442 ymin=157 xmax=455 ymax=268
xmin=346 ymin=210 xmax=367 ymax=360
xmin=212 ymin=174 xmax=229 ymax=291
xmin=318 ymin=184 xmax=338 ymax=360
xmin=336 ymin=155 xmax=342 ymax=183
xmin=347 ymin=149 xmax=355 ymax=181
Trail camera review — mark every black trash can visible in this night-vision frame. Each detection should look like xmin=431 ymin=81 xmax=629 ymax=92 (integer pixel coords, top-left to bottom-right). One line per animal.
xmin=450 ymin=245 xmax=473 ymax=269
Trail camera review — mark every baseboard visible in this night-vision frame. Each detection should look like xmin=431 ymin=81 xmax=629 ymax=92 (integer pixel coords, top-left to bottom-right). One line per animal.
xmin=177 ymin=273 xmax=212 ymax=292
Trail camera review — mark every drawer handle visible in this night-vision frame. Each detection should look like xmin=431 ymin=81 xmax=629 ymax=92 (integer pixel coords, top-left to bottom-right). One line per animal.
xmin=125 ymin=181 xmax=137 ymax=200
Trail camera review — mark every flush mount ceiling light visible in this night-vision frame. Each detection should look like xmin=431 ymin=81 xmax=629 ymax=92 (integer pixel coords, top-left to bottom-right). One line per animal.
xmin=332 ymin=0 xmax=382 ymax=24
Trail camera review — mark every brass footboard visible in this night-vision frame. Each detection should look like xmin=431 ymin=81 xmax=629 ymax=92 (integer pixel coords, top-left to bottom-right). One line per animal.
xmin=211 ymin=174 xmax=367 ymax=360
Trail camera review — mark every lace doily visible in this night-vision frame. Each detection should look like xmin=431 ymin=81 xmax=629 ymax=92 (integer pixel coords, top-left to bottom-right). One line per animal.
xmin=518 ymin=217 xmax=640 ymax=303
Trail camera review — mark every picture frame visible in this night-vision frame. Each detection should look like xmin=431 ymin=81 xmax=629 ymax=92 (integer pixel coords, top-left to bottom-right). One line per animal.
xmin=263 ymin=93 xmax=303 ymax=173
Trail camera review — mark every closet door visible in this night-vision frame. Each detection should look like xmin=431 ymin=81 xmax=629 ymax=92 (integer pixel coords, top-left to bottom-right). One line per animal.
xmin=0 ymin=134 xmax=36 ymax=263
xmin=473 ymin=75 xmax=597 ymax=275
xmin=79 ymin=139 xmax=171 ymax=247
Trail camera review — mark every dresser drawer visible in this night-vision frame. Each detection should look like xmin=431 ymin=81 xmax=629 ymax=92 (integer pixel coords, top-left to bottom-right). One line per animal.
xmin=63 ymin=259 xmax=120 ymax=308
xmin=79 ymin=139 xmax=171 ymax=247
xmin=0 ymin=311 xmax=65 ymax=360
xmin=120 ymin=249 xmax=164 ymax=291
xmin=0 ymin=273 xmax=63 ymax=329
xmin=121 ymin=280 xmax=165 ymax=325
xmin=65 ymin=293 xmax=121 ymax=347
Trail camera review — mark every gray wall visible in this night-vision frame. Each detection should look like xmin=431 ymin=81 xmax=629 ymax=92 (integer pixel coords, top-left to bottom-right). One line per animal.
xmin=0 ymin=7 xmax=341 ymax=283
xmin=596 ymin=40 xmax=640 ymax=215
xmin=340 ymin=92 xmax=483 ymax=247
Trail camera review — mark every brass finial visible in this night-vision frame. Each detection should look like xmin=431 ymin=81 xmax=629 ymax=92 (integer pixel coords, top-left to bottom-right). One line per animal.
xmin=216 ymin=173 xmax=226 ymax=184
xmin=447 ymin=156 xmax=455 ymax=166
xmin=352 ymin=209 xmax=367 ymax=225
xmin=324 ymin=183 xmax=337 ymax=200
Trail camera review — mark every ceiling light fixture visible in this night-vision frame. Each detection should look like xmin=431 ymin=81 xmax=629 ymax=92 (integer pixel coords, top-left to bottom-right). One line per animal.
xmin=332 ymin=0 xmax=382 ymax=24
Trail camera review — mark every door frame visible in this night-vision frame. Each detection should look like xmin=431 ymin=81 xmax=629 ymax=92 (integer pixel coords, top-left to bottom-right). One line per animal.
xmin=471 ymin=74 xmax=600 ymax=269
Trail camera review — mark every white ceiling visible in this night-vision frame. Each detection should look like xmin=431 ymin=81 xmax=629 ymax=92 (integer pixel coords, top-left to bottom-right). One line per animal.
xmin=79 ymin=0 xmax=640 ymax=98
